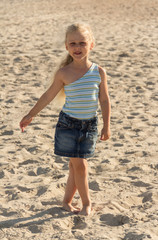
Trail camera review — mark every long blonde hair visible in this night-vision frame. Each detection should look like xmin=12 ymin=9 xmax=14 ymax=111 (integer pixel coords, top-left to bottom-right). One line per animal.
xmin=53 ymin=23 xmax=95 ymax=106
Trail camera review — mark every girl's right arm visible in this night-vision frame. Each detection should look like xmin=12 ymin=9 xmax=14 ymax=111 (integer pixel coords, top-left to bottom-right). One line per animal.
xmin=20 ymin=70 xmax=64 ymax=132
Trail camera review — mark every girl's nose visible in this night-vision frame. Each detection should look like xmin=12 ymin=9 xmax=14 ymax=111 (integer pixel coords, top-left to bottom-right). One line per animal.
xmin=74 ymin=43 xmax=81 ymax=48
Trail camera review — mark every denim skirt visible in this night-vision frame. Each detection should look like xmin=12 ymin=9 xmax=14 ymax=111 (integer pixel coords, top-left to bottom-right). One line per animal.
xmin=54 ymin=111 xmax=98 ymax=158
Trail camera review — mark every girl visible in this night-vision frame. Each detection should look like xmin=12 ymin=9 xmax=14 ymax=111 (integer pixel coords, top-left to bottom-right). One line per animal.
xmin=20 ymin=23 xmax=111 ymax=216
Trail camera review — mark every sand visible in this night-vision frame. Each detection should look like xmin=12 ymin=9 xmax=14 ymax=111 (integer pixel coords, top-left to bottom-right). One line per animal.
xmin=0 ymin=0 xmax=158 ymax=239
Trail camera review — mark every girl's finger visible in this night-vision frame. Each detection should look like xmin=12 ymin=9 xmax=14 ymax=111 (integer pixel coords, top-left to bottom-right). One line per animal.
xmin=100 ymin=134 xmax=108 ymax=141
xmin=20 ymin=124 xmax=24 ymax=132
xmin=100 ymin=135 xmax=105 ymax=140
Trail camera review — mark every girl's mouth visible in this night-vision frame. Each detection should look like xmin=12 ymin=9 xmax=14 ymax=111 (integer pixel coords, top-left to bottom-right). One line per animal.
xmin=74 ymin=52 xmax=82 ymax=55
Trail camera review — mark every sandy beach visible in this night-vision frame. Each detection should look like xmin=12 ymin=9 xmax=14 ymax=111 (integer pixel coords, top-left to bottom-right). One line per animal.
xmin=0 ymin=0 xmax=158 ymax=239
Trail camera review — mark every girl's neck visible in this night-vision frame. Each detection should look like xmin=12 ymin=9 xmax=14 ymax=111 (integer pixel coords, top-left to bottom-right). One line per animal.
xmin=71 ymin=59 xmax=92 ymax=70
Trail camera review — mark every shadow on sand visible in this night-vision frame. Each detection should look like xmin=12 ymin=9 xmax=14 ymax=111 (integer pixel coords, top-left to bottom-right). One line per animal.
xmin=0 ymin=206 xmax=72 ymax=229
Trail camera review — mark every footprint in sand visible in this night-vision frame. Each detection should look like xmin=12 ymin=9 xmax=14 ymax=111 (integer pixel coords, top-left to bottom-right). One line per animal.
xmin=100 ymin=213 xmax=130 ymax=226
xmin=113 ymin=143 xmax=124 ymax=147
xmin=72 ymin=216 xmax=87 ymax=230
xmin=0 ymin=171 xmax=5 ymax=179
xmin=17 ymin=186 xmax=32 ymax=193
xmin=36 ymin=167 xmax=51 ymax=175
xmin=138 ymin=191 xmax=153 ymax=203
xmin=5 ymin=189 xmax=19 ymax=201
xmin=131 ymin=181 xmax=151 ymax=188
xmin=5 ymin=98 xmax=14 ymax=104
xmin=1 ymin=130 xmax=14 ymax=136
xmin=36 ymin=186 xmax=48 ymax=197
xmin=19 ymin=159 xmax=39 ymax=166
xmin=119 ymin=158 xmax=131 ymax=165
xmin=28 ymin=225 xmax=43 ymax=234
xmin=28 ymin=171 xmax=37 ymax=176
xmin=89 ymin=180 xmax=100 ymax=191
xmin=27 ymin=146 xmax=39 ymax=153
xmin=123 ymin=232 xmax=151 ymax=240
xmin=0 ymin=208 xmax=17 ymax=217
xmin=150 ymin=164 xmax=158 ymax=170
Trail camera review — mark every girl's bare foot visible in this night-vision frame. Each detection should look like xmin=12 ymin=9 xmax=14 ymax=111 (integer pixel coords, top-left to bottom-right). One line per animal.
xmin=62 ymin=202 xmax=80 ymax=214
xmin=79 ymin=205 xmax=91 ymax=216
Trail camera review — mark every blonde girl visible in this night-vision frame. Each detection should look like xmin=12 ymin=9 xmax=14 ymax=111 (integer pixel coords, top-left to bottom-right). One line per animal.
xmin=20 ymin=23 xmax=111 ymax=216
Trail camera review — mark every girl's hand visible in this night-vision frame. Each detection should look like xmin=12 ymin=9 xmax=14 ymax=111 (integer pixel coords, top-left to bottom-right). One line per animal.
xmin=100 ymin=127 xmax=110 ymax=141
xmin=20 ymin=114 xmax=33 ymax=132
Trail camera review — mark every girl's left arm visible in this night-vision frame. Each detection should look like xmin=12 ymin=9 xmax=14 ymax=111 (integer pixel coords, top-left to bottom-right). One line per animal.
xmin=98 ymin=66 xmax=111 ymax=141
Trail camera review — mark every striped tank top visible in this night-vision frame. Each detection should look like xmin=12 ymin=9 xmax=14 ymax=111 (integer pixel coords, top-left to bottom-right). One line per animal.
xmin=62 ymin=63 xmax=101 ymax=119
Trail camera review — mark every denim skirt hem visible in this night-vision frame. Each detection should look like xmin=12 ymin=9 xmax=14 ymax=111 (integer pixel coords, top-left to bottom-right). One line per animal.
xmin=54 ymin=149 xmax=95 ymax=159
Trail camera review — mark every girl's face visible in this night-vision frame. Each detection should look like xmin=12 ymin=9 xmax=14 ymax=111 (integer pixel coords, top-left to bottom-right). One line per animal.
xmin=65 ymin=30 xmax=93 ymax=61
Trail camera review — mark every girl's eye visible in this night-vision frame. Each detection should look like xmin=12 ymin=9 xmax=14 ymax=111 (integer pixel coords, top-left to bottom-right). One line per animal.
xmin=80 ymin=42 xmax=86 ymax=46
xmin=70 ymin=42 xmax=76 ymax=46
xmin=69 ymin=42 xmax=87 ymax=47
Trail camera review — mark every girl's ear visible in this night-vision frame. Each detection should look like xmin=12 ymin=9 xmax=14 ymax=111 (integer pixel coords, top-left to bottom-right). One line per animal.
xmin=65 ymin=42 xmax=68 ymax=51
xmin=90 ymin=41 xmax=94 ymax=50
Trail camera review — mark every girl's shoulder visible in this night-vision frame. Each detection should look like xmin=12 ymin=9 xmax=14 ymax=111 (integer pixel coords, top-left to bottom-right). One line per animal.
xmin=57 ymin=64 xmax=71 ymax=75
xmin=56 ymin=64 xmax=73 ymax=85
xmin=97 ymin=65 xmax=107 ymax=77
xmin=55 ymin=65 xmax=70 ymax=78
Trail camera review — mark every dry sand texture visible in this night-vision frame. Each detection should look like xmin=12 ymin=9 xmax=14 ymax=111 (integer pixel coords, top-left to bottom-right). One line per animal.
xmin=0 ymin=0 xmax=158 ymax=239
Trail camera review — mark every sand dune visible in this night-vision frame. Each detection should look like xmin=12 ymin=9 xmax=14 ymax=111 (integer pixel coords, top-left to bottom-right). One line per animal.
xmin=0 ymin=0 xmax=158 ymax=239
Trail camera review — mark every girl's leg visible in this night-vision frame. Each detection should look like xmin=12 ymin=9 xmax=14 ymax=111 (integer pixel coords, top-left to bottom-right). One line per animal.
xmin=70 ymin=157 xmax=91 ymax=216
xmin=62 ymin=160 xmax=79 ymax=213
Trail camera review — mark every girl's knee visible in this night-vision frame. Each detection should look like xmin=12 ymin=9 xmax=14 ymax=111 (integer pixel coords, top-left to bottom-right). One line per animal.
xmin=70 ymin=158 xmax=87 ymax=175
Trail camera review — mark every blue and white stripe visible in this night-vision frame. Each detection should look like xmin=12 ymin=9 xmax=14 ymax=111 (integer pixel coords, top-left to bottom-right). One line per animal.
xmin=62 ymin=63 xmax=101 ymax=119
